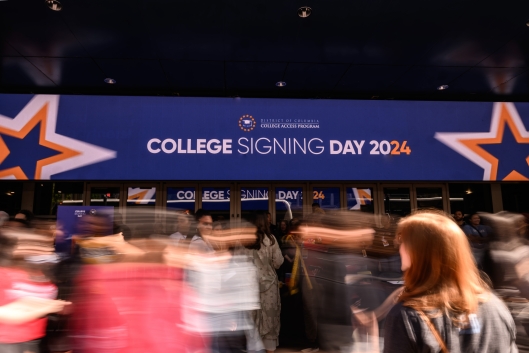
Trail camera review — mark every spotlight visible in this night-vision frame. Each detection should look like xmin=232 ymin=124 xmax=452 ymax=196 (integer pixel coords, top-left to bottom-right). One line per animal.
xmin=45 ymin=0 xmax=62 ymax=11
xmin=437 ymin=84 xmax=449 ymax=90
xmin=276 ymin=81 xmax=286 ymax=87
xmin=298 ymin=6 xmax=312 ymax=18
xmin=104 ymin=78 xmax=116 ymax=84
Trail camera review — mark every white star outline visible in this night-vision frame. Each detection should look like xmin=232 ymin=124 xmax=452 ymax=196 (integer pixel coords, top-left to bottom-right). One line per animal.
xmin=434 ymin=102 xmax=529 ymax=181
xmin=0 ymin=94 xmax=116 ymax=179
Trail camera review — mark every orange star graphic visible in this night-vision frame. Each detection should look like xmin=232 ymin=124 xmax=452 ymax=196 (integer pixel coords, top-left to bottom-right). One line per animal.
xmin=0 ymin=102 xmax=80 ymax=179
xmin=458 ymin=103 xmax=529 ymax=181
xmin=436 ymin=102 xmax=529 ymax=181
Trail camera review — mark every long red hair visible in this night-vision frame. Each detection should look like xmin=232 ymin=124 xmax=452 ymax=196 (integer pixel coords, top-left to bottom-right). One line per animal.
xmin=397 ymin=211 xmax=488 ymax=320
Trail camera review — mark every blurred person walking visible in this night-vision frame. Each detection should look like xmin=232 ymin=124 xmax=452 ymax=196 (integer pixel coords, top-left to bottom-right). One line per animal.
xmin=239 ymin=213 xmax=284 ymax=353
xmin=462 ymin=213 xmax=492 ymax=268
xmin=185 ymin=224 xmax=260 ymax=353
xmin=169 ymin=212 xmax=195 ymax=245
xmin=482 ymin=212 xmax=529 ymax=351
xmin=0 ymin=231 xmax=70 ymax=353
xmin=384 ymin=211 xmax=517 ymax=353
xmin=268 ymin=212 xmax=279 ymax=239
xmin=284 ymin=219 xmax=322 ymax=353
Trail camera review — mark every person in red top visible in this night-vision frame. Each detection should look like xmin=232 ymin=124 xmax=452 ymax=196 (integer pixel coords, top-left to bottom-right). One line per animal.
xmin=0 ymin=230 xmax=70 ymax=353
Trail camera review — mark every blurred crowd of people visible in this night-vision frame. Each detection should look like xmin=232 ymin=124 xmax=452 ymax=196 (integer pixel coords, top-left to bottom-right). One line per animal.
xmin=1 ymin=206 xmax=529 ymax=353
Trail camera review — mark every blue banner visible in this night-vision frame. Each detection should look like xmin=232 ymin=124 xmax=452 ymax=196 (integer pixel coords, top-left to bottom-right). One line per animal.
xmin=0 ymin=94 xmax=528 ymax=181
xmin=55 ymin=206 xmax=114 ymax=254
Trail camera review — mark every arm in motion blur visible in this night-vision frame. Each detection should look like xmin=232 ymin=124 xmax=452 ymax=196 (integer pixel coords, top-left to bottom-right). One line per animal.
xmin=0 ymin=297 xmax=70 ymax=325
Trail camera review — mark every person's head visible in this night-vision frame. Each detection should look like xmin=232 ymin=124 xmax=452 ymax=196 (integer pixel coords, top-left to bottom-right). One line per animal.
xmin=77 ymin=213 xmax=113 ymax=237
xmin=453 ymin=210 xmax=464 ymax=221
xmin=469 ymin=213 xmax=481 ymax=226
xmin=312 ymin=203 xmax=320 ymax=212
xmin=280 ymin=220 xmax=288 ymax=232
xmin=396 ymin=211 xmax=488 ymax=317
xmin=267 ymin=212 xmax=272 ymax=224
xmin=176 ymin=213 xmax=193 ymax=234
xmin=195 ymin=209 xmax=213 ymax=237
xmin=381 ymin=213 xmax=392 ymax=228
xmin=245 ymin=212 xmax=274 ymax=250
xmin=254 ymin=212 xmax=270 ymax=235
xmin=0 ymin=211 xmax=8 ymax=227
xmin=15 ymin=210 xmax=33 ymax=225
xmin=287 ymin=218 xmax=304 ymax=243
xmin=212 ymin=221 xmax=225 ymax=234
xmin=207 ymin=221 xmax=227 ymax=251
xmin=481 ymin=211 xmax=527 ymax=243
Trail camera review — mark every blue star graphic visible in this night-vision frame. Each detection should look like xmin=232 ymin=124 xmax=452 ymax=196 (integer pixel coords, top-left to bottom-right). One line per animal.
xmin=480 ymin=122 xmax=529 ymax=180
xmin=0 ymin=122 xmax=60 ymax=179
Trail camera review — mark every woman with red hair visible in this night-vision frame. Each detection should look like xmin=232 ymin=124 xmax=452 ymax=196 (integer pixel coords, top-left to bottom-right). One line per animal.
xmin=384 ymin=211 xmax=517 ymax=353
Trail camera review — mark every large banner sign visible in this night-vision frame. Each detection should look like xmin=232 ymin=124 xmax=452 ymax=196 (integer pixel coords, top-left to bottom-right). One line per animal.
xmin=0 ymin=94 xmax=528 ymax=181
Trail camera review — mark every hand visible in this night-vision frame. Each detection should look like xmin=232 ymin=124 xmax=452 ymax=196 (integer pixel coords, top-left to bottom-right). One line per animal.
xmin=18 ymin=297 xmax=72 ymax=315
xmin=41 ymin=299 xmax=71 ymax=315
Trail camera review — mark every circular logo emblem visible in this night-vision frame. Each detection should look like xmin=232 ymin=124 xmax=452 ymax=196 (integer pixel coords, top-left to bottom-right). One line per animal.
xmin=239 ymin=115 xmax=256 ymax=132
xmin=89 ymin=209 xmax=97 ymax=215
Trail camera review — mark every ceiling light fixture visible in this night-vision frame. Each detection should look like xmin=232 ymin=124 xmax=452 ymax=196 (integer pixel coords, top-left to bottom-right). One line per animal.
xmin=298 ymin=6 xmax=312 ymax=18
xmin=276 ymin=81 xmax=286 ymax=87
xmin=104 ymin=78 xmax=116 ymax=84
xmin=437 ymin=84 xmax=449 ymax=90
xmin=465 ymin=188 xmax=473 ymax=195
xmin=45 ymin=0 xmax=62 ymax=11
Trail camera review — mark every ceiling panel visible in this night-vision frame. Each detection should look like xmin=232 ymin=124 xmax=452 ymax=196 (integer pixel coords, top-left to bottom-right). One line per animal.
xmin=0 ymin=0 xmax=86 ymax=58
xmin=26 ymin=57 xmax=104 ymax=87
xmin=1 ymin=43 xmax=21 ymax=57
xmin=0 ymin=0 xmax=528 ymax=100
xmin=391 ymin=66 xmax=469 ymax=93
xmin=416 ymin=3 xmax=529 ymax=67
xmin=282 ymin=63 xmax=349 ymax=91
xmin=160 ymin=60 xmax=225 ymax=90
xmin=448 ymin=67 xmax=527 ymax=94
xmin=480 ymin=31 xmax=529 ymax=68
xmin=222 ymin=0 xmax=369 ymax=63
xmin=335 ymin=65 xmax=410 ymax=93
xmin=225 ymin=61 xmax=287 ymax=90
xmin=145 ymin=0 xmax=227 ymax=60
xmin=0 ymin=57 xmax=56 ymax=87
xmin=96 ymin=59 xmax=169 ymax=88
xmin=493 ymin=70 xmax=529 ymax=96
xmin=62 ymin=0 xmax=159 ymax=59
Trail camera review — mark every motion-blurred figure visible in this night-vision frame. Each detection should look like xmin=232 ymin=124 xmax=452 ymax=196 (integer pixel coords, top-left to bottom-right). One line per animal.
xmin=70 ymin=230 xmax=207 ymax=353
xmin=239 ymin=213 xmax=284 ymax=353
xmin=169 ymin=212 xmax=195 ymax=246
xmin=0 ymin=227 xmax=70 ymax=353
xmin=482 ymin=212 xmax=529 ymax=352
xmin=185 ymin=236 xmax=260 ymax=353
xmin=462 ymin=213 xmax=492 ymax=268
xmin=112 ymin=213 xmax=131 ymax=241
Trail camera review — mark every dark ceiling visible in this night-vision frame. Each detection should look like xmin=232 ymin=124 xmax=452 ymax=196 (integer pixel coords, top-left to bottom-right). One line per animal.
xmin=2 ymin=0 xmax=529 ymax=101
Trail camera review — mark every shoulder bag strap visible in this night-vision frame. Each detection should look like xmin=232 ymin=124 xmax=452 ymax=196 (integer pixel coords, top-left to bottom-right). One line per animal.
xmin=415 ymin=309 xmax=449 ymax=353
xmin=469 ymin=224 xmax=485 ymax=237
